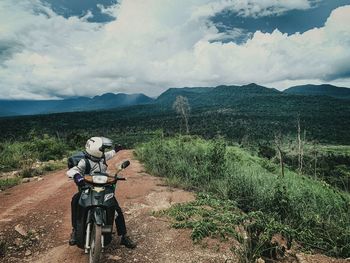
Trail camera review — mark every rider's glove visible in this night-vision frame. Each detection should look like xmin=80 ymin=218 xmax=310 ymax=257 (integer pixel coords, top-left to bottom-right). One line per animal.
xmin=114 ymin=144 xmax=123 ymax=153
xmin=73 ymin=173 xmax=85 ymax=187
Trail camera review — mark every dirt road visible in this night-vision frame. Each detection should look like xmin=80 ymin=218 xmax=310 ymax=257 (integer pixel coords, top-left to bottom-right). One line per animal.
xmin=0 ymin=150 xmax=236 ymax=263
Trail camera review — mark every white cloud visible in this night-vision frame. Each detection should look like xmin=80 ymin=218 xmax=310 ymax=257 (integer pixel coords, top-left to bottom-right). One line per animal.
xmin=191 ymin=0 xmax=312 ymax=19
xmin=0 ymin=0 xmax=349 ymax=99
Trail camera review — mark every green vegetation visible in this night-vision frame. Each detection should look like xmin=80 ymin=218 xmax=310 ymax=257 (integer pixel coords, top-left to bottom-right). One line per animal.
xmin=0 ymin=135 xmax=68 ymax=189
xmin=0 ymin=177 xmax=21 ymax=191
xmin=136 ymin=136 xmax=350 ymax=260
xmin=257 ymin=142 xmax=350 ymax=191
xmin=0 ymin=134 xmax=68 ymax=172
xmin=158 ymin=194 xmax=295 ymax=262
xmin=156 ymin=194 xmax=242 ymax=242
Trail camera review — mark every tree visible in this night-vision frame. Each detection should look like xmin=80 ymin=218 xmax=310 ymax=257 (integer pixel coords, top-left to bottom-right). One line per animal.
xmin=275 ymin=134 xmax=285 ymax=178
xmin=297 ymin=116 xmax=305 ymax=175
xmin=173 ymin=96 xmax=190 ymax=134
xmin=312 ymin=140 xmax=318 ymax=179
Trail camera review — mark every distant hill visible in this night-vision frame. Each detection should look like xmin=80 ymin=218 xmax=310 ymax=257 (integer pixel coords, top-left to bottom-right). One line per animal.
xmin=156 ymin=83 xmax=281 ymax=108
xmin=0 ymin=107 xmax=18 ymax=117
xmin=1 ymin=83 xmax=350 ymax=144
xmin=0 ymin=93 xmax=154 ymax=116
xmin=194 ymin=83 xmax=281 ymax=107
xmin=284 ymin=84 xmax=350 ymax=99
xmin=156 ymin=87 xmax=214 ymax=106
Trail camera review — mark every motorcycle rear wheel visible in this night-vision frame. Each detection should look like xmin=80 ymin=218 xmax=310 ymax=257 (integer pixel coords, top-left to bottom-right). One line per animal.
xmin=89 ymin=224 xmax=102 ymax=263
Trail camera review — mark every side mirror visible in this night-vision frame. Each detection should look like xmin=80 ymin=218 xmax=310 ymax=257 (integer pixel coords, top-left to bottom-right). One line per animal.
xmin=121 ymin=160 xmax=130 ymax=169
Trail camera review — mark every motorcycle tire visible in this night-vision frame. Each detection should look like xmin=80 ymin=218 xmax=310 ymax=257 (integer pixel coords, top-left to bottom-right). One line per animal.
xmin=89 ymin=224 xmax=102 ymax=263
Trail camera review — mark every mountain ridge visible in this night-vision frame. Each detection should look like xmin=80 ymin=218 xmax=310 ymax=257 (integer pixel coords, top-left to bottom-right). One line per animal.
xmin=0 ymin=92 xmax=154 ymax=116
xmin=1 ymin=83 xmax=349 ymax=117
xmin=284 ymin=84 xmax=350 ymax=99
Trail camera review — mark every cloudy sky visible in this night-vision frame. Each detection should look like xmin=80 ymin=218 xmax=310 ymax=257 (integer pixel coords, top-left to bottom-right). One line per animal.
xmin=0 ymin=0 xmax=350 ymax=99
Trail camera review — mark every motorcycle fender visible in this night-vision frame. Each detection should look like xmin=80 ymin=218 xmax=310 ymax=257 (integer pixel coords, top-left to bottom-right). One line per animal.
xmin=92 ymin=207 xmax=104 ymax=226
xmin=91 ymin=189 xmax=105 ymax=206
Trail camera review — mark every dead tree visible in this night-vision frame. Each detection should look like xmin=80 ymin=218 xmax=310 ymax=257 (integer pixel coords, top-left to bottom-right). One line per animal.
xmin=297 ymin=117 xmax=304 ymax=175
xmin=173 ymin=96 xmax=190 ymax=134
xmin=275 ymin=135 xmax=285 ymax=178
xmin=312 ymin=140 xmax=318 ymax=179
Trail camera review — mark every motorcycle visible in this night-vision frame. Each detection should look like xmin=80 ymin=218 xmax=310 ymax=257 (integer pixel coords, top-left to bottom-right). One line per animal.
xmin=75 ymin=160 xmax=130 ymax=263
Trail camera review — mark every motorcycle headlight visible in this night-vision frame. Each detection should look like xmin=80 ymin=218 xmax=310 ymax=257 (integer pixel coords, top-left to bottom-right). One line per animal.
xmin=92 ymin=175 xmax=108 ymax=184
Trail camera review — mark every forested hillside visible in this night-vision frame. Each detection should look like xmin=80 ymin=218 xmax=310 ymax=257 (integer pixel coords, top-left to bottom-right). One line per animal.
xmin=0 ymin=84 xmax=349 ymax=144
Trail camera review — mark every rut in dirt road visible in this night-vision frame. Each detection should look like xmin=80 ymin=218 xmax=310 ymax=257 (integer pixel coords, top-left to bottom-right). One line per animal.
xmin=0 ymin=150 xmax=237 ymax=263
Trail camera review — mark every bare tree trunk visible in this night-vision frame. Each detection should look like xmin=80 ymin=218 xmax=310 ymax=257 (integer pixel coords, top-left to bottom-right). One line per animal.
xmin=297 ymin=117 xmax=301 ymax=174
xmin=56 ymin=131 xmax=60 ymax=140
xmin=313 ymin=141 xmax=318 ymax=179
xmin=301 ymin=130 xmax=306 ymax=174
xmin=181 ymin=108 xmax=189 ymax=134
xmin=179 ymin=119 xmax=182 ymax=135
xmin=277 ymin=145 xmax=285 ymax=178
xmin=275 ymin=136 xmax=285 ymax=178
xmin=173 ymin=96 xmax=191 ymax=135
xmin=297 ymin=117 xmax=305 ymax=175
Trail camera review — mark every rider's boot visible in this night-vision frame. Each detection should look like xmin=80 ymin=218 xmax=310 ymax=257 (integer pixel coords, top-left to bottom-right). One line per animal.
xmin=120 ymin=235 xmax=136 ymax=249
xmin=69 ymin=228 xmax=77 ymax=246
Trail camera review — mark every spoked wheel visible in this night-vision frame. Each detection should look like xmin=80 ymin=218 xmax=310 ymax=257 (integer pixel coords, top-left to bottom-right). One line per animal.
xmin=89 ymin=224 xmax=102 ymax=263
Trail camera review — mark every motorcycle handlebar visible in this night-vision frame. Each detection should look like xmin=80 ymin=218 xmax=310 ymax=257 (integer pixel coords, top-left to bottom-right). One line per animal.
xmin=82 ymin=174 xmax=126 ymax=187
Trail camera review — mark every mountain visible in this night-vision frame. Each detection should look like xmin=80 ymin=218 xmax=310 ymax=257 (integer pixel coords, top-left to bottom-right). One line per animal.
xmin=284 ymin=84 xmax=350 ymax=99
xmin=0 ymin=93 xmax=154 ymax=116
xmin=194 ymin=83 xmax=281 ymax=107
xmin=89 ymin=93 xmax=154 ymax=110
xmin=155 ymin=87 xmax=214 ymax=106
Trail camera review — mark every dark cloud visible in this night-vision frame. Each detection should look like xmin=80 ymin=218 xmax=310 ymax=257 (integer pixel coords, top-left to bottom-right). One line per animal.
xmin=0 ymin=41 xmax=23 ymax=64
xmin=324 ymin=67 xmax=350 ymax=81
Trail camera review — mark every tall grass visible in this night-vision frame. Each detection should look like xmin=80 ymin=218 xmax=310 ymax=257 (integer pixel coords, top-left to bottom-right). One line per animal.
xmin=136 ymin=136 xmax=350 ymax=258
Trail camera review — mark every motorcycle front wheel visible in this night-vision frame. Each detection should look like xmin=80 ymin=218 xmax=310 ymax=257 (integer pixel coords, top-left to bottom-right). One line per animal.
xmin=89 ymin=224 xmax=102 ymax=263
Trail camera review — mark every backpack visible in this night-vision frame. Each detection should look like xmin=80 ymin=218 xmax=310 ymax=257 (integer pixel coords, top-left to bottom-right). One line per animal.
xmin=67 ymin=151 xmax=91 ymax=175
xmin=67 ymin=151 xmax=107 ymax=175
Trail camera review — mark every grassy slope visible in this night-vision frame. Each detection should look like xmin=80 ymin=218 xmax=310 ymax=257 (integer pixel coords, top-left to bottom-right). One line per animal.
xmin=136 ymin=136 xmax=350 ymax=258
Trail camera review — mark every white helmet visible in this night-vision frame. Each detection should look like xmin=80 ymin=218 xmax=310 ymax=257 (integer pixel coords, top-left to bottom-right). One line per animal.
xmin=85 ymin=137 xmax=113 ymax=158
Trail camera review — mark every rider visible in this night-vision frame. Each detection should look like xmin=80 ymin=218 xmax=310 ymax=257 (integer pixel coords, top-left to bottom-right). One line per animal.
xmin=66 ymin=136 xmax=136 ymax=249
